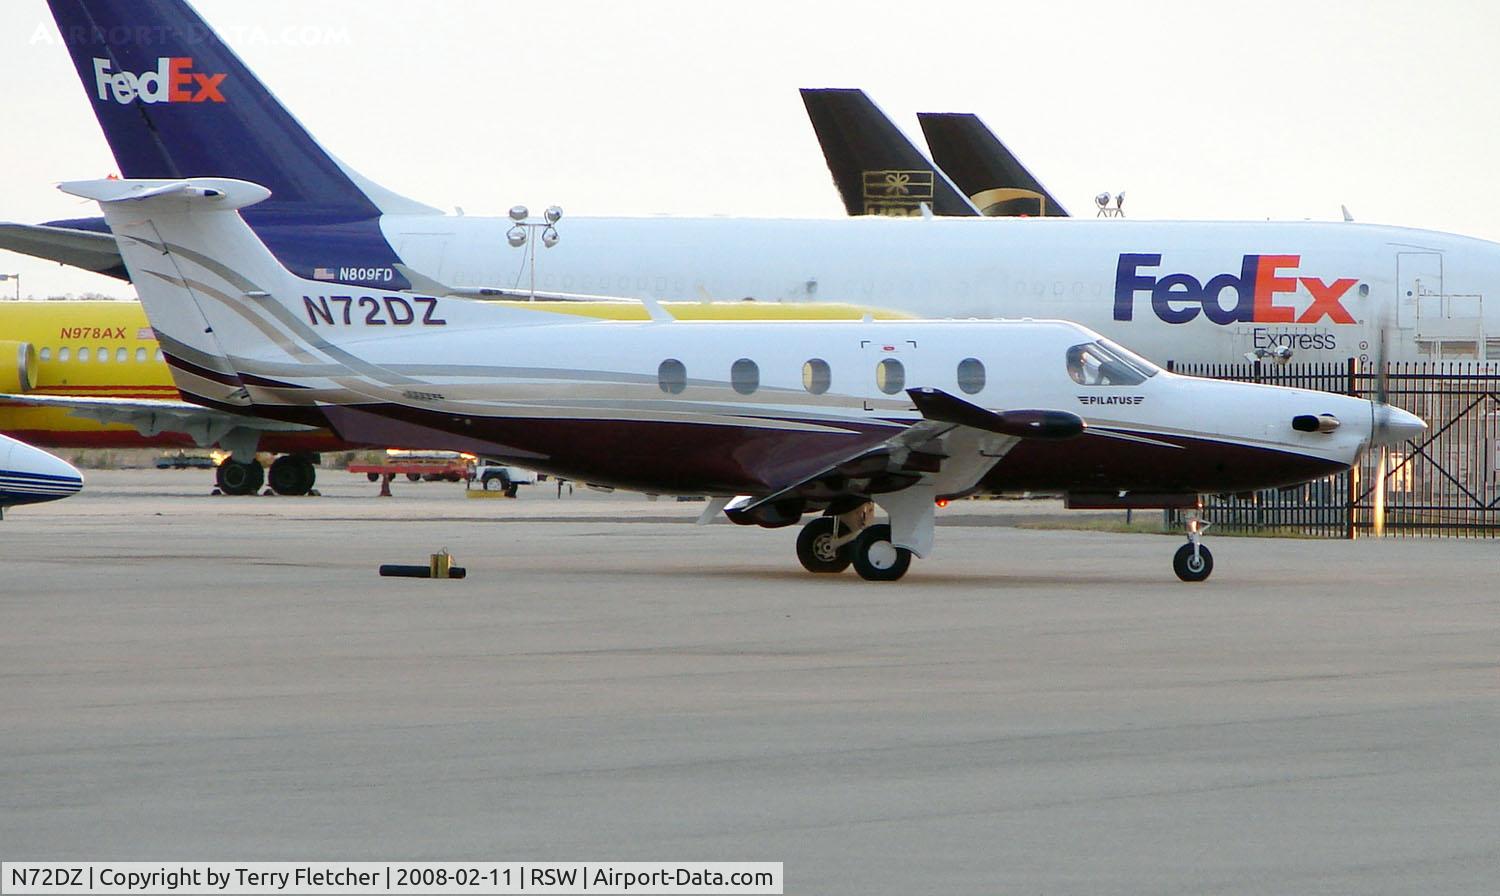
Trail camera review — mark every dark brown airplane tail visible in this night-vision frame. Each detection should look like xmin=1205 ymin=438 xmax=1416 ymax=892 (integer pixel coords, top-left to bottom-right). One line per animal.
xmin=800 ymin=89 xmax=979 ymax=217
xmin=916 ymin=112 xmax=1069 ymax=217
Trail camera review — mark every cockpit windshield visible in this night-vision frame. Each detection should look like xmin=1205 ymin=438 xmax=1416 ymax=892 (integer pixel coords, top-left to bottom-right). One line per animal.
xmin=1066 ymin=339 xmax=1160 ymax=386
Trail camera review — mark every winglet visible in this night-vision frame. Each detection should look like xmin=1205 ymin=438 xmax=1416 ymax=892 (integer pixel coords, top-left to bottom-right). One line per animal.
xmin=907 ymin=388 xmax=1085 ymax=439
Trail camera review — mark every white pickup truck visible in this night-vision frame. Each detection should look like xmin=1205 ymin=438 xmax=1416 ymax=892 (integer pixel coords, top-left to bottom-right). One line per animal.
xmin=469 ymin=460 xmax=539 ymax=497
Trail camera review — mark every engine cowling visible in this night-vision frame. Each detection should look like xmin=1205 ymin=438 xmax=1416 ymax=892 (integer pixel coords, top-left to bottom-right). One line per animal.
xmin=0 ymin=340 xmax=38 ymax=393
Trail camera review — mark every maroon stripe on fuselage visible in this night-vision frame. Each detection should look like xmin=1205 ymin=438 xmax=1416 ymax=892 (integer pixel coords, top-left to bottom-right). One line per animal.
xmin=162 ymin=351 xmax=242 ymax=387
xmin=320 ymin=403 xmax=898 ymax=494
xmin=981 ymin=430 xmax=1347 ymax=495
xmin=316 ymin=402 xmax=1347 ymax=497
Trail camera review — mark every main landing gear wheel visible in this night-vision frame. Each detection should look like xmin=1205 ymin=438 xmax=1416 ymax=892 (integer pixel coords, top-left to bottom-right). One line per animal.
xmin=851 ymin=523 xmax=912 ymax=582
xmin=796 ymin=517 xmax=852 ymax=574
xmin=268 ymin=455 xmax=316 ymax=496
xmin=1173 ymin=543 xmax=1214 ymax=582
xmin=216 ymin=458 xmax=264 ymax=496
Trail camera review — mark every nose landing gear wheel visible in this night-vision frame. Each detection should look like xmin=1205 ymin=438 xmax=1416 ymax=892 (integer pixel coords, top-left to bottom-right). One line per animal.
xmin=796 ymin=517 xmax=852 ymax=574
xmin=851 ymin=523 xmax=912 ymax=582
xmin=1173 ymin=543 xmax=1214 ymax=582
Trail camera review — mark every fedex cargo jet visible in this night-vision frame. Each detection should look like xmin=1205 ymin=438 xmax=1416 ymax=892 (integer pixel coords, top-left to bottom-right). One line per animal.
xmin=10 ymin=0 xmax=1500 ymax=364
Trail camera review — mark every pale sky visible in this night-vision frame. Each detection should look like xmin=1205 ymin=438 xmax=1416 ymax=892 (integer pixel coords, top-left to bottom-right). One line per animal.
xmin=2 ymin=0 xmax=1499 ymax=299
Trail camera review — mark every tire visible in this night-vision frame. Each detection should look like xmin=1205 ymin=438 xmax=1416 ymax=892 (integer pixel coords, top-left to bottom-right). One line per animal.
xmin=366 ymin=472 xmax=379 ymax=482
xmin=216 ymin=458 xmax=264 ymax=496
xmin=851 ymin=523 xmax=912 ymax=582
xmin=406 ymin=472 xmax=422 ymax=482
xmin=1173 ymin=543 xmax=1214 ymax=582
xmin=483 ymin=474 xmax=508 ymax=492
xmin=268 ymin=455 xmax=314 ymax=496
xmin=796 ymin=517 xmax=852 ymax=574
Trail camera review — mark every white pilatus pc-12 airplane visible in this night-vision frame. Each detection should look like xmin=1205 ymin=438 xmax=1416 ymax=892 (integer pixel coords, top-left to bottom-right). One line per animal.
xmin=61 ymin=176 xmax=1425 ymax=581
xmin=7 ymin=0 xmax=1499 ymax=366
xmin=0 ymin=432 xmax=83 ymax=517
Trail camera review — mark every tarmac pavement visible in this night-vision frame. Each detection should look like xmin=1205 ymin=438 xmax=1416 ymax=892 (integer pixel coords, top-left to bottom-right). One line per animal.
xmin=1 ymin=469 xmax=1497 ymax=894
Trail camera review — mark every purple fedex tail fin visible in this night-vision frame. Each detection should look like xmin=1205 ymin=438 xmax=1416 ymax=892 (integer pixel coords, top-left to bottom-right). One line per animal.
xmin=46 ymin=0 xmax=438 ymax=288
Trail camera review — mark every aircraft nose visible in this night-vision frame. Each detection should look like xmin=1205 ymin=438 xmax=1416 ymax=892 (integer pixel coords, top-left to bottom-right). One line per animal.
xmin=26 ymin=445 xmax=83 ymax=494
xmin=1372 ymin=404 xmax=1426 ymax=447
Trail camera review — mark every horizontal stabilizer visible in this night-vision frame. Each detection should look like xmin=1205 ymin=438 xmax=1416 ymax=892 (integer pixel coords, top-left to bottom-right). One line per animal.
xmin=907 ymin=388 xmax=1084 ymax=439
xmin=58 ymin=178 xmax=271 ymax=211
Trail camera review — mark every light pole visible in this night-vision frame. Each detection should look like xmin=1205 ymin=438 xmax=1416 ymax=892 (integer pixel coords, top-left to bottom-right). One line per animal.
xmin=505 ymin=205 xmax=562 ymax=300
xmin=0 ymin=273 xmax=18 ymax=300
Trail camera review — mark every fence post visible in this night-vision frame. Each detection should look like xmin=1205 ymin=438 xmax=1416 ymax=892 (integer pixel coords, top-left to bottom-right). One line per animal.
xmin=1345 ymin=356 xmax=1357 ymax=540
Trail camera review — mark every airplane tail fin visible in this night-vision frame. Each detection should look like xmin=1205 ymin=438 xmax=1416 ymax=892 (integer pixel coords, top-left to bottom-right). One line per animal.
xmin=915 ymin=112 xmax=1068 ymax=217
xmin=799 ymin=88 xmax=979 ymax=218
xmin=46 ymin=0 xmax=436 ymax=287
xmin=56 ymin=178 xmax=276 ymax=413
xmin=60 ymin=178 xmax=567 ymax=459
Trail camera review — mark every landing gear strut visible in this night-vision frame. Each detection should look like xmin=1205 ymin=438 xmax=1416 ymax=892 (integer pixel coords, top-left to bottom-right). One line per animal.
xmin=1173 ymin=512 xmax=1214 ymax=582
xmin=793 ymin=503 xmax=914 ymax=582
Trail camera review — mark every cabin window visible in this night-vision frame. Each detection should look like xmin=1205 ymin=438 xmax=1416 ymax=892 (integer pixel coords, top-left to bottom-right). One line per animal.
xmin=135 ymin=348 xmax=147 ymax=363
xmin=116 ymin=348 xmax=127 ymax=363
xmin=1066 ymin=340 xmax=1158 ymax=386
xmin=957 ymin=357 xmax=985 ymax=394
xmin=802 ymin=358 xmax=831 ymax=395
xmin=658 ymin=358 xmax=686 ymax=394
xmin=58 ymin=347 xmax=70 ymax=362
xmin=731 ymin=358 xmax=759 ymax=395
xmin=154 ymin=349 xmax=164 ymax=362
xmin=97 ymin=347 xmax=109 ymax=364
xmin=875 ymin=358 xmax=905 ymax=395
xmin=39 ymin=347 xmax=51 ymax=362
xmin=77 ymin=347 xmax=90 ymax=363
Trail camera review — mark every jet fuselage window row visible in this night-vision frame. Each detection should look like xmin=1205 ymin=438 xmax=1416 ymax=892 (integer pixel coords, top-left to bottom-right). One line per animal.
xmin=657 ymin=357 xmax=990 ymax=397
xmin=37 ymin=347 xmax=164 ymax=364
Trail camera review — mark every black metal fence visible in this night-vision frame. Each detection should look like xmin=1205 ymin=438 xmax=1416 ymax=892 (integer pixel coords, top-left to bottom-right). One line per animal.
xmin=1168 ymin=359 xmax=1500 ymax=538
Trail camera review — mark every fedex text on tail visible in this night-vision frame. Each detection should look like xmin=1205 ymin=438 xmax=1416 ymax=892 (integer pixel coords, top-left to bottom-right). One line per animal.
xmin=93 ymin=57 xmax=226 ymax=104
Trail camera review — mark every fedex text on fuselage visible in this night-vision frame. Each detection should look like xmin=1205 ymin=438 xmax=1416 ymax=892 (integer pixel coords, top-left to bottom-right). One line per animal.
xmin=1113 ymin=253 xmax=1358 ymax=326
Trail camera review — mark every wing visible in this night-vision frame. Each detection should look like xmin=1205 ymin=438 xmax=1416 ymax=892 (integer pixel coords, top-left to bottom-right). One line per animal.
xmin=725 ymin=389 xmax=1085 ymax=536
xmin=0 ymin=220 xmax=128 ymax=279
xmin=0 ymin=393 xmax=315 ymax=446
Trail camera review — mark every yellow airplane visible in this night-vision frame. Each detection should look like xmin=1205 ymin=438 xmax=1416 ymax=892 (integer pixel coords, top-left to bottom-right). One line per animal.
xmin=2 ymin=299 xmax=903 ymax=495
xmin=0 ymin=299 xmax=336 ymax=494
